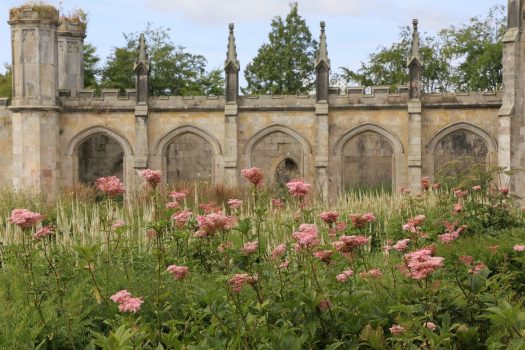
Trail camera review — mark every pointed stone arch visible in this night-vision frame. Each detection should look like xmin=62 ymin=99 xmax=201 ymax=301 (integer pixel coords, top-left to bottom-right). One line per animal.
xmin=154 ymin=125 xmax=223 ymax=184
xmin=334 ymin=123 xmax=405 ymax=192
xmin=427 ymin=122 xmax=497 ymax=176
xmin=243 ymin=124 xmax=312 ymax=180
xmin=65 ymin=126 xmax=134 ymax=186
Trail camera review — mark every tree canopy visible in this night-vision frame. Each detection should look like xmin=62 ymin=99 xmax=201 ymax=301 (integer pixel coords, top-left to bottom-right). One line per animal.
xmin=335 ymin=5 xmax=505 ymax=93
xmin=100 ymin=25 xmax=224 ymax=96
xmin=0 ymin=65 xmax=12 ymax=99
xmin=243 ymin=2 xmax=317 ymax=95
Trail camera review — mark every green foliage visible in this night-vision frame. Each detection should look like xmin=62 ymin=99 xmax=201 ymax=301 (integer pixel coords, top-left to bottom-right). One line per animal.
xmin=84 ymin=43 xmax=102 ymax=90
xmin=0 ymin=64 xmax=12 ymax=99
xmin=337 ymin=5 xmax=505 ymax=92
xmin=1 ymin=167 xmax=525 ymax=348
xmin=243 ymin=2 xmax=317 ymax=95
xmin=101 ymin=24 xmax=224 ymax=96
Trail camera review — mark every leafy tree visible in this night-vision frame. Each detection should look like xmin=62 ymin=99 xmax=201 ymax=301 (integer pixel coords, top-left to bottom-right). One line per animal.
xmin=440 ymin=5 xmax=505 ymax=91
xmin=83 ymin=43 xmax=101 ymax=89
xmin=337 ymin=5 xmax=505 ymax=93
xmin=0 ymin=65 xmax=12 ymax=99
xmin=243 ymin=2 xmax=317 ymax=95
xmin=101 ymin=25 xmax=224 ymax=96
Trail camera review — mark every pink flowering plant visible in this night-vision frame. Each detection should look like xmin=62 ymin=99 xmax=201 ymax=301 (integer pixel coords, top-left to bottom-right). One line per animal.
xmin=2 ymin=165 xmax=525 ymax=349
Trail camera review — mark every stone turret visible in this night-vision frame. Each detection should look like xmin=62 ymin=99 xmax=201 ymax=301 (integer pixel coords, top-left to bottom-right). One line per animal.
xmin=315 ymin=21 xmax=330 ymax=103
xmin=134 ymin=33 xmax=150 ymax=105
xmin=8 ymin=4 xmax=61 ymax=191
xmin=407 ymin=19 xmax=423 ymax=100
xmin=57 ymin=15 xmax=86 ymax=96
xmin=9 ymin=4 xmax=60 ymax=107
xmin=225 ymin=23 xmax=240 ymax=104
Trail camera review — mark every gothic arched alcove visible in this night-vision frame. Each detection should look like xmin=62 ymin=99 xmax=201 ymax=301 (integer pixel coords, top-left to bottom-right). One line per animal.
xmin=78 ymin=134 xmax=124 ymax=184
xmin=166 ymin=132 xmax=214 ymax=184
xmin=341 ymin=131 xmax=394 ymax=191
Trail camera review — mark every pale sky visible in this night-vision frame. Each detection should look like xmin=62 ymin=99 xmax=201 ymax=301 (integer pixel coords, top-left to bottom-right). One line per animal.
xmin=0 ymin=0 xmax=506 ymax=87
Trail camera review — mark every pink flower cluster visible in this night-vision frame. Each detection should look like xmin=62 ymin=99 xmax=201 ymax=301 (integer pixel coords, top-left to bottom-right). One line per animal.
xmin=271 ymin=198 xmax=285 ymax=210
xmin=170 ymin=191 xmax=187 ymax=201
xmin=454 ymin=189 xmax=468 ymax=199
xmin=112 ymin=220 xmax=125 ymax=229
xmin=141 ymin=169 xmax=161 ymax=188
xmin=242 ymin=241 xmax=259 ymax=254
xmin=172 ymin=209 xmax=192 ymax=228
xmin=229 ymin=273 xmax=258 ymax=293
xmin=336 ymin=269 xmax=354 ymax=282
xmin=349 ymin=213 xmax=376 ymax=228
xmin=228 ymin=199 xmax=242 ymax=210
xmin=110 ymin=290 xmax=143 ymax=313
xmin=459 ymin=255 xmax=485 ymax=274
xmin=402 ymin=248 xmax=444 ymax=280
xmin=196 ymin=211 xmax=236 ymax=237
xmin=318 ymin=299 xmax=332 ymax=312
xmin=292 ymin=224 xmax=320 ymax=249
xmin=333 ymin=235 xmax=369 ymax=253
xmin=402 ymin=215 xmax=426 ymax=237
xmin=513 ymin=244 xmax=525 ymax=252
xmin=453 ymin=203 xmax=463 ymax=214
xmin=9 ymin=209 xmax=44 ymax=228
xmin=286 ymin=179 xmax=311 ymax=197
xmin=166 ymin=191 xmax=187 ymax=209
xmin=499 ymin=187 xmax=510 ymax=196
xmin=271 ymin=244 xmax=287 ymax=260
xmin=95 ymin=176 xmax=125 ymax=196
xmin=389 ymin=324 xmax=405 ymax=336
xmin=241 ymin=167 xmax=264 ymax=186
xmin=421 ymin=176 xmax=430 ymax=191
xmin=424 ymin=322 xmax=437 ymax=331
xmin=34 ymin=226 xmax=54 ymax=239
xmin=359 ymin=269 xmax=383 ymax=278
xmin=385 ymin=238 xmax=411 ymax=252
xmin=167 ymin=265 xmax=189 ymax=280
xmin=319 ymin=211 xmax=339 ymax=224
xmin=438 ymin=222 xmax=466 ymax=244
xmin=199 ymin=202 xmax=221 ymax=214
xmin=314 ymin=250 xmax=333 ymax=263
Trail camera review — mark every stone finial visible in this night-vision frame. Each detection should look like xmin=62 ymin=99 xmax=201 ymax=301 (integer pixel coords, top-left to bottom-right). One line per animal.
xmin=225 ymin=23 xmax=240 ymax=71
xmin=134 ymin=33 xmax=150 ymax=104
xmin=407 ymin=19 xmax=423 ymax=99
xmin=407 ymin=19 xmax=423 ymax=67
xmin=315 ymin=21 xmax=330 ymax=69
xmin=135 ymin=33 xmax=149 ymax=72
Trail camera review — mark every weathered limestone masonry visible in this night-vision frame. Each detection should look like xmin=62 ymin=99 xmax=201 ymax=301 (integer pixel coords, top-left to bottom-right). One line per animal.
xmin=0 ymin=2 xmax=519 ymax=198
